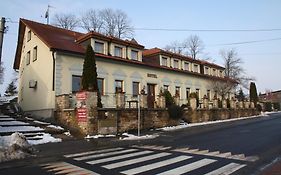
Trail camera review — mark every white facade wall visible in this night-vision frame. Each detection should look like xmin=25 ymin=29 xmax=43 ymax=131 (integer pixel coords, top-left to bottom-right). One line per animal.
xmin=18 ymin=27 xmax=55 ymax=117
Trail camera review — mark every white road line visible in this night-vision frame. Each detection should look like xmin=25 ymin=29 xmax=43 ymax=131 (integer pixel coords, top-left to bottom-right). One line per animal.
xmin=74 ymin=149 xmax=138 ymax=161
xmin=204 ymin=163 xmax=246 ymax=175
xmin=121 ymin=155 xmax=192 ymax=175
xmin=158 ymin=158 xmax=217 ymax=175
xmin=103 ymin=153 xmax=172 ymax=169
xmin=64 ymin=147 xmax=124 ymax=158
xmin=86 ymin=150 xmax=153 ymax=165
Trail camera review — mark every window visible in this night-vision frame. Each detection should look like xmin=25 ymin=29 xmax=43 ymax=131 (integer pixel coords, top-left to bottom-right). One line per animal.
xmin=164 ymin=85 xmax=169 ymax=91
xmin=174 ymin=59 xmax=179 ymax=69
xmin=196 ymin=88 xmax=200 ymax=98
xmin=97 ymin=78 xmax=104 ymax=95
xmin=114 ymin=46 xmax=122 ymax=57
xmin=26 ymin=51 xmax=30 ymax=65
xmin=115 ymin=80 xmax=123 ymax=93
xmin=132 ymin=82 xmax=139 ymax=96
xmin=213 ymin=69 xmax=216 ymax=76
xmin=27 ymin=30 xmax=31 ymax=42
xmin=94 ymin=41 xmax=104 ymax=54
xmin=207 ymin=90 xmax=211 ymax=99
xmin=184 ymin=62 xmax=190 ymax=71
xmin=162 ymin=57 xmax=168 ymax=66
xmin=219 ymin=70 xmax=223 ymax=77
xmin=33 ymin=46 xmax=37 ymax=61
xmin=193 ymin=64 xmax=199 ymax=73
xmin=131 ymin=50 xmax=138 ymax=60
xmin=186 ymin=88 xmax=190 ymax=99
xmin=72 ymin=75 xmax=81 ymax=93
xmin=175 ymin=86 xmax=180 ymax=97
xmin=205 ymin=67 xmax=209 ymax=75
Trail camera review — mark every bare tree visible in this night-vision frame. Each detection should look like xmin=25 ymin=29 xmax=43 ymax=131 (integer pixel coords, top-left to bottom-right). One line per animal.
xmin=211 ymin=80 xmax=236 ymax=99
xmin=164 ymin=35 xmax=204 ymax=59
xmin=52 ymin=13 xmax=80 ymax=30
xmin=81 ymin=8 xmax=134 ymax=39
xmin=115 ymin=9 xmax=134 ymax=39
xmin=81 ymin=9 xmax=104 ymax=32
xmin=220 ymin=48 xmax=254 ymax=88
xmin=184 ymin=35 xmax=204 ymax=59
xmin=164 ymin=41 xmax=185 ymax=54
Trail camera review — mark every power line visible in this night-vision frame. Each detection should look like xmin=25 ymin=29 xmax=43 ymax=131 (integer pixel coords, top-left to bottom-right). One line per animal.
xmin=210 ymin=37 xmax=281 ymax=46
xmin=133 ymin=27 xmax=281 ymax=32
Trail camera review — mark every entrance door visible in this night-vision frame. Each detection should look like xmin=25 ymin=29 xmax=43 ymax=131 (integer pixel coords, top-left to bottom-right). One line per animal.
xmin=147 ymin=84 xmax=155 ymax=108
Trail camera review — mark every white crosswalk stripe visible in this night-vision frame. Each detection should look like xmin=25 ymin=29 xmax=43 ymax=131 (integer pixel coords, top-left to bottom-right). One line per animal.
xmin=121 ymin=155 xmax=192 ymax=175
xmin=86 ymin=150 xmax=153 ymax=165
xmin=204 ymin=163 xmax=246 ymax=175
xmin=74 ymin=148 xmax=138 ymax=161
xmin=57 ymin=146 xmax=249 ymax=175
xmin=158 ymin=158 xmax=217 ymax=175
xmin=102 ymin=152 xmax=172 ymax=169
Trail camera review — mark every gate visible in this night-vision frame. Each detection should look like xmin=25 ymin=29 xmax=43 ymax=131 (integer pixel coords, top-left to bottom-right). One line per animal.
xmin=97 ymin=110 xmax=117 ymax=135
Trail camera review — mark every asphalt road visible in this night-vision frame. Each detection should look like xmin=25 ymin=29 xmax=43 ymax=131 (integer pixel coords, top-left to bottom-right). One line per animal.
xmin=1 ymin=112 xmax=281 ymax=175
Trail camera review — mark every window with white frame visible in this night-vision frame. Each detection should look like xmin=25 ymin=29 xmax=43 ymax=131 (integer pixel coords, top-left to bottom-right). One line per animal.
xmin=94 ymin=41 xmax=104 ymax=54
xmin=213 ymin=69 xmax=216 ymax=76
xmin=27 ymin=30 xmax=31 ymax=42
xmin=97 ymin=78 xmax=104 ymax=95
xmin=115 ymin=80 xmax=123 ymax=93
xmin=207 ymin=90 xmax=211 ymax=99
xmin=186 ymin=88 xmax=190 ymax=99
xmin=132 ymin=82 xmax=139 ymax=96
xmin=33 ymin=46 xmax=37 ymax=62
xmin=184 ymin=62 xmax=190 ymax=71
xmin=114 ymin=46 xmax=122 ymax=57
xmin=26 ymin=51 xmax=30 ymax=65
xmin=205 ymin=67 xmax=209 ymax=75
xmin=131 ymin=50 xmax=138 ymax=60
xmin=162 ymin=57 xmax=168 ymax=66
xmin=174 ymin=59 xmax=179 ymax=69
xmin=72 ymin=75 xmax=81 ymax=93
xmin=196 ymin=88 xmax=200 ymax=98
xmin=175 ymin=86 xmax=180 ymax=97
xmin=193 ymin=64 xmax=199 ymax=73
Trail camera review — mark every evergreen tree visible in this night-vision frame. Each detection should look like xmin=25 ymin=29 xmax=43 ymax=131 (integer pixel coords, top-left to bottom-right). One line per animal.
xmin=249 ymin=82 xmax=258 ymax=105
xmin=81 ymin=45 xmax=102 ymax=107
xmin=4 ymin=80 xmax=18 ymax=96
xmin=236 ymin=88 xmax=245 ymax=101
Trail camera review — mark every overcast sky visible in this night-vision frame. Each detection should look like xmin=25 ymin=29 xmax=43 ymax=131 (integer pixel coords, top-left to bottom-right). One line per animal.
xmin=1 ymin=0 xmax=281 ymax=95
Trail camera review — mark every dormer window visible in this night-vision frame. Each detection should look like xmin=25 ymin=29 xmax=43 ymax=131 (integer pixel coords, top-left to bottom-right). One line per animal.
xmin=114 ymin=46 xmax=122 ymax=57
xmin=213 ymin=69 xmax=217 ymax=76
xmin=205 ymin=67 xmax=209 ymax=75
xmin=193 ymin=64 xmax=199 ymax=73
xmin=184 ymin=62 xmax=190 ymax=71
xmin=162 ymin=57 xmax=168 ymax=66
xmin=94 ymin=41 xmax=104 ymax=54
xmin=174 ymin=59 xmax=179 ymax=69
xmin=131 ymin=50 xmax=138 ymax=60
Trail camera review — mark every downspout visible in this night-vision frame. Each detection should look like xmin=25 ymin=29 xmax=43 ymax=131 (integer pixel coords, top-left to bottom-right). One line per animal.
xmin=52 ymin=50 xmax=56 ymax=91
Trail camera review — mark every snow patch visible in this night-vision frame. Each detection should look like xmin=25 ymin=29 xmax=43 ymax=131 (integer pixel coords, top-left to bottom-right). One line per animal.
xmin=46 ymin=125 xmax=64 ymax=130
xmin=63 ymin=131 xmax=72 ymax=137
xmin=27 ymin=133 xmax=62 ymax=145
xmin=120 ymin=133 xmax=159 ymax=140
xmin=85 ymin=134 xmax=116 ymax=139
xmin=33 ymin=120 xmax=50 ymax=125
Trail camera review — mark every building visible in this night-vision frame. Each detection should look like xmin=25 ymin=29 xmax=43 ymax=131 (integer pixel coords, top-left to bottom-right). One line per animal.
xmin=13 ymin=19 xmax=234 ymax=119
xmin=259 ymin=90 xmax=281 ymax=108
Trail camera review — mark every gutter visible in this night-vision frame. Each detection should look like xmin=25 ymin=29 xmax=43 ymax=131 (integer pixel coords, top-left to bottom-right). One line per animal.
xmin=52 ymin=50 xmax=56 ymax=91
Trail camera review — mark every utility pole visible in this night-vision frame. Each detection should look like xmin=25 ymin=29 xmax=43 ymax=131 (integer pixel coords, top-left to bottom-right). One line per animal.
xmin=0 ymin=17 xmax=6 ymax=63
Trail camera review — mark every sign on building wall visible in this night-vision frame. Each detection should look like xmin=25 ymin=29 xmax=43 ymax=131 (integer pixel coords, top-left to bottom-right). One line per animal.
xmin=76 ymin=91 xmax=87 ymax=122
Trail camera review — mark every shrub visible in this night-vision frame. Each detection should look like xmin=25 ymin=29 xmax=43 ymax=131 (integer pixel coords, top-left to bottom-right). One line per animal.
xmin=273 ymin=103 xmax=280 ymax=111
xmin=256 ymin=104 xmax=262 ymax=112
xmin=163 ymin=90 xmax=174 ymax=107
xmin=264 ymin=102 xmax=272 ymax=112
xmin=168 ymin=104 xmax=183 ymax=120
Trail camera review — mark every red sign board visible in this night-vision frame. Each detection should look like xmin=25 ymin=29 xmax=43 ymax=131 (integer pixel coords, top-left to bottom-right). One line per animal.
xmin=77 ymin=108 xmax=87 ymax=122
xmin=76 ymin=91 xmax=87 ymax=100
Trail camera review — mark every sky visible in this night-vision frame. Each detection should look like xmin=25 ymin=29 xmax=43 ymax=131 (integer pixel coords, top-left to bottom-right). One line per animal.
xmin=1 ymin=0 xmax=281 ymax=95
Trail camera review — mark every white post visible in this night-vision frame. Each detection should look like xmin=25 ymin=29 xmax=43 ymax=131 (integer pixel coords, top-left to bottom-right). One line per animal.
xmin=137 ymin=94 xmax=141 ymax=137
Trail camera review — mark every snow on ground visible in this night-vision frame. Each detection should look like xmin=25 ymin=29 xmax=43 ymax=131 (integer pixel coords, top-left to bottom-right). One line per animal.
xmin=159 ymin=113 xmax=272 ymax=131
xmin=0 ymin=121 xmax=30 ymax=126
xmin=120 ymin=133 xmax=159 ymax=140
xmin=26 ymin=133 xmax=62 ymax=145
xmin=85 ymin=134 xmax=116 ymax=139
xmin=46 ymin=124 xmax=64 ymax=130
xmin=0 ymin=125 xmax=44 ymax=133
xmin=33 ymin=120 xmax=50 ymax=125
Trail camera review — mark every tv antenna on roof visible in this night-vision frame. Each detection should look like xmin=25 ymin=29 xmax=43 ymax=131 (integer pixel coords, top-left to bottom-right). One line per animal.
xmin=44 ymin=5 xmax=55 ymax=25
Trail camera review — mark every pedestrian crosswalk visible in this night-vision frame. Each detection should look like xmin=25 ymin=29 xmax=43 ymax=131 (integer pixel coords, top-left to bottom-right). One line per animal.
xmin=42 ymin=145 xmax=257 ymax=175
